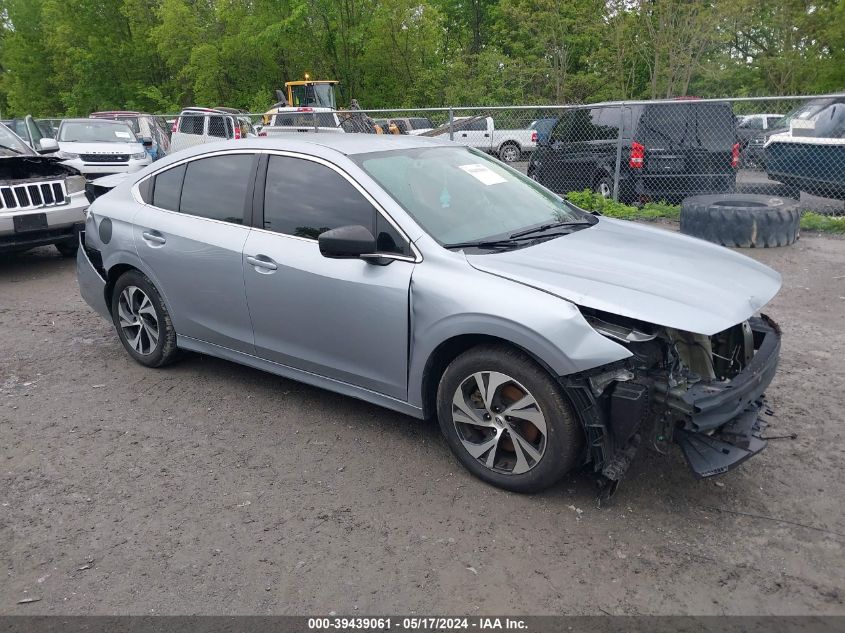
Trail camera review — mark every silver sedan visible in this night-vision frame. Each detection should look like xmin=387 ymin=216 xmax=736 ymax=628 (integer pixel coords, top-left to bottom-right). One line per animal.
xmin=77 ymin=135 xmax=782 ymax=494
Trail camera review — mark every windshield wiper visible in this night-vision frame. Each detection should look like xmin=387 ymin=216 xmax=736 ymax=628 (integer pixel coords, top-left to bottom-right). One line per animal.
xmin=445 ymin=230 xmax=580 ymax=251
xmin=0 ymin=143 xmax=24 ymax=154
xmin=509 ymin=220 xmax=593 ymax=239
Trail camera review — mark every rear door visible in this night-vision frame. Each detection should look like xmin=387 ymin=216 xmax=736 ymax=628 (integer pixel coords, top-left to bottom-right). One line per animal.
xmin=636 ymin=103 xmax=736 ymax=195
xmin=133 ymin=152 xmax=258 ymax=353
xmin=171 ymin=113 xmax=206 ymax=152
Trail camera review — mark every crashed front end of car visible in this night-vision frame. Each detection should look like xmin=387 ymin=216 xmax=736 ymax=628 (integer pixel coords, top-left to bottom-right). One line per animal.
xmin=564 ymin=308 xmax=780 ymax=487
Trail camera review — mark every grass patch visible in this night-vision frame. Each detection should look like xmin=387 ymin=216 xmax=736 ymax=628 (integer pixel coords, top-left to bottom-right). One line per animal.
xmin=799 ymin=212 xmax=845 ymax=234
xmin=566 ymin=189 xmax=845 ymax=234
xmin=565 ymin=190 xmax=679 ymax=221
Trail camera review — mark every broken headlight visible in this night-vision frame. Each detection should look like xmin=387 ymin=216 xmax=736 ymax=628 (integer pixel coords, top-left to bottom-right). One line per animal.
xmin=584 ymin=313 xmax=656 ymax=344
xmin=64 ymin=174 xmax=87 ymax=194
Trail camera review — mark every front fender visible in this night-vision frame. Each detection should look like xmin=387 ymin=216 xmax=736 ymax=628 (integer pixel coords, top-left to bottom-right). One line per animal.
xmin=406 ymin=250 xmax=631 ymax=409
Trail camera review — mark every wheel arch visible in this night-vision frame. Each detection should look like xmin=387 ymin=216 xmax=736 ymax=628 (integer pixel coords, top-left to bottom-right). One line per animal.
xmin=101 ymin=255 xmax=174 ymax=320
xmin=418 ymin=333 xmax=559 ymax=420
xmin=497 ymin=140 xmax=521 ymax=157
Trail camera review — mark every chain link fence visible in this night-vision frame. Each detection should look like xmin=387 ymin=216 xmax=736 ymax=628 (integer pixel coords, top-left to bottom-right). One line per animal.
xmin=38 ymin=95 xmax=845 ymax=215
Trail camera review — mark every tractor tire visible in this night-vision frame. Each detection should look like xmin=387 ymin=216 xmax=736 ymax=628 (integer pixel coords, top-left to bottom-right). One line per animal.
xmin=680 ymin=194 xmax=800 ymax=248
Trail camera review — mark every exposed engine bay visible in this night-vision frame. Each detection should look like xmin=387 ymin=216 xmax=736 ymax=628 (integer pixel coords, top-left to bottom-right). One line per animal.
xmin=563 ymin=308 xmax=780 ymax=495
xmin=0 ymin=155 xmax=80 ymax=182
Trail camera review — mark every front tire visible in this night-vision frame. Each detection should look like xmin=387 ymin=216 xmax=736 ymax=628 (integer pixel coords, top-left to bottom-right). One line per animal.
xmin=436 ymin=344 xmax=582 ymax=493
xmin=111 ymin=270 xmax=179 ymax=368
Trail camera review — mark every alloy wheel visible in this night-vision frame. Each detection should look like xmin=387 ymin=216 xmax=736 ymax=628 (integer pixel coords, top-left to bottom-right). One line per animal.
xmin=500 ymin=145 xmax=519 ymax=162
xmin=451 ymin=371 xmax=547 ymax=475
xmin=117 ymin=285 xmax=159 ymax=356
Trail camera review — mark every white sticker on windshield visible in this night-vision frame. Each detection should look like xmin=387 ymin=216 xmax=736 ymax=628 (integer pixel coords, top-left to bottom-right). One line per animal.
xmin=114 ymin=131 xmax=132 ymax=139
xmin=459 ymin=163 xmax=507 ymax=185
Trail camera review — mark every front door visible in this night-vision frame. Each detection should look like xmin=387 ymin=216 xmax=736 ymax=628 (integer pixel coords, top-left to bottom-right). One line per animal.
xmin=242 ymin=154 xmax=415 ymax=400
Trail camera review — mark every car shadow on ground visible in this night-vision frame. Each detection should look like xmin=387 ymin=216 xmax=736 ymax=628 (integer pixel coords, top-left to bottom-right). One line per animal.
xmin=162 ymin=346 xmax=722 ymax=510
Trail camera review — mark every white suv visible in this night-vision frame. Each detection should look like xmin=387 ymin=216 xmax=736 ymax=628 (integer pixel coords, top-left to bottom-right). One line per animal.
xmin=56 ymin=118 xmax=152 ymax=177
xmin=170 ymin=108 xmax=257 ymax=153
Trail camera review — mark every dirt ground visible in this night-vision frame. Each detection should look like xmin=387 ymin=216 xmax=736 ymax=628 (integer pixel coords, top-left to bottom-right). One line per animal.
xmin=1 ymin=228 xmax=844 ymax=616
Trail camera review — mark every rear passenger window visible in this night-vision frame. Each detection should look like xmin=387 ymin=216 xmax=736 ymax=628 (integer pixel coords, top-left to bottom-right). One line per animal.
xmin=152 ymin=163 xmax=186 ymax=211
xmin=179 ymin=155 xmax=254 ymax=224
xmin=208 ymin=116 xmax=227 ymax=138
xmin=263 ymin=155 xmax=377 ymax=240
xmin=179 ymin=115 xmax=204 ymax=135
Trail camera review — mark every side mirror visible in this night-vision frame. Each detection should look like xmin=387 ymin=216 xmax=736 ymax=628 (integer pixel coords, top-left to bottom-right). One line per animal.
xmin=38 ymin=138 xmax=58 ymax=153
xmin=318 ymin=225 xmax=376 ymax=259
xmin=141 ymin=136 xmax=153 ymax=147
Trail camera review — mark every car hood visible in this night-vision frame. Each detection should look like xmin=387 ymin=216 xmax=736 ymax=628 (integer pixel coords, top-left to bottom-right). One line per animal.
xmin=465 ymin=217 xmax=781 ymax=335
xmin=58 ymin=141 xmax=143 ymax=154
xmin=0 ymin=154 xmax=80 ymax=181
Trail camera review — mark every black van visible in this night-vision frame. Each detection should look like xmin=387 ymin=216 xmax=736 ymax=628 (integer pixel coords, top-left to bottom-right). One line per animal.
xmin=528 ymin=101 xmax=739 ymax=203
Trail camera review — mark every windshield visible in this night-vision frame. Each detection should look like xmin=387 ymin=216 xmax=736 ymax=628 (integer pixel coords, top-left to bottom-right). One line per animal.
xmin=59 ymin=120 xmax=136 ymax=143
xmin=773 ymin=102 xmax=829 ymax=130
xmin=354 ymin=146 xmax=587 ymax=246
xmin=272 ymin=112 xmax=336 ymax=128
xmin=0 ymin=124 xmax=36 ymax=155
xmin=289 ymin=84 xmax=337 ymax=109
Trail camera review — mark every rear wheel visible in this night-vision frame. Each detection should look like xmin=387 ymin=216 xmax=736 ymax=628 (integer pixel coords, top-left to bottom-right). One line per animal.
xmin=498 ymin=143 xmax=520 ymax=163
xmin=111 ymin=270 xmax=179 ymax=368
xmin=436 ymin=344 xmax=582 ymax=493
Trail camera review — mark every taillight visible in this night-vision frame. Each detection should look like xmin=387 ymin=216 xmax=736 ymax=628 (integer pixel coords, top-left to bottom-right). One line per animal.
xmin=531 ymin=130 xmax=538 ymax=143
xmin=259 ymin=131 xmax=267 ymax=137
xmin=731 ymin=142 xmax=740 ymax=168
xmin=629 ymin=142 xmax=644 ymax=168
xmin=171 ymin=118 xmax=178 ymax=133
xmin=234 ymin=124 xmax=241 ymax=140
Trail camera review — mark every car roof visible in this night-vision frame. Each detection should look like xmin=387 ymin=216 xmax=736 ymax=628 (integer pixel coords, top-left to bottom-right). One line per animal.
xmin=151 ymin=134 xmax=453 ymax=164
xmin=91 ymin=111 xmax=145 ymax=117
xmin=60 ymin=118 xmax=134 ymax=126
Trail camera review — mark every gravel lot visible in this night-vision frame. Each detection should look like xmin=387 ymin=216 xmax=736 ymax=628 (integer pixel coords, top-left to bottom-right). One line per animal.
xmin=1 ymin=229 xmax=844 ymax=615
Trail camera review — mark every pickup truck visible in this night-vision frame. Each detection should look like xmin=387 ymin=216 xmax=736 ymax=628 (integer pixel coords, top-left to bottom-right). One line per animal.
xmin=448 ymin=116 xmax=537 ymax=162
xmin=262 ymin=107 xmax=344 ymax=135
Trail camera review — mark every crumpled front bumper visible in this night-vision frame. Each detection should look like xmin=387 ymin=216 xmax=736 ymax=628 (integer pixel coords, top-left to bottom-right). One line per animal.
xmin=76 ymin=231 xmax=111 ymax=320
xmin=658 ymin=315 xmax=781 ymax=478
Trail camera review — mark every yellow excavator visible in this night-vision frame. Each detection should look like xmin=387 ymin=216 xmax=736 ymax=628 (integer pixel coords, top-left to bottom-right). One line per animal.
xmin=261 ymin=75 xmax=339 ymax=124
xmin=262 ymin=75 xmax=392 ymax=133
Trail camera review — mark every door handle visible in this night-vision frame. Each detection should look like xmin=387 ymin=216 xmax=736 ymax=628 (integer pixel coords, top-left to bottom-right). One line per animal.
xmin=483 ymin=133 xmax=489 ymax=137
xmin=246 ymin=255 xmax=278 ymax=271
xmin=461 ymin=133 xmax=467 ymax=137
xmin=141 ymin=231 xmax=166 ymax=245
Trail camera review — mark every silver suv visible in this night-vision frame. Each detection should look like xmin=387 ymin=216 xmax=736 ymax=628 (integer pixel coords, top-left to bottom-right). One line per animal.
xmin=0 ymin=122 xmax=88 ymax=256
xmin=77 ymin=135 xmax=782 ymax=493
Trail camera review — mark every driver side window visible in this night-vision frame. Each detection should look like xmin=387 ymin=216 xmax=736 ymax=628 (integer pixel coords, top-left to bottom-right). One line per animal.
xmin=263 ymin=155 xmax=410 ymax=255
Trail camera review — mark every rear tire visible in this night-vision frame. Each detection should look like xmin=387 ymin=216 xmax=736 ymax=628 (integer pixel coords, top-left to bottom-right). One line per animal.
xmin=436 ymin=344 xmax=582 ymax=493
xmin=680 ymin=194 xmax=800 ymax=248
xmin=498 ymin=143 xmax=520 ymax=163
xmin=111 ymin=270 xmax=179 ymax=368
